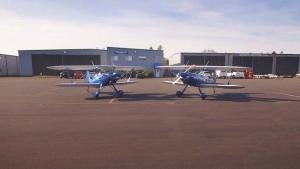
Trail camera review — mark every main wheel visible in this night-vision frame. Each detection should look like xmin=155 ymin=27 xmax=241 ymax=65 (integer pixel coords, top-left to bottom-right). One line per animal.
xmin=117 ymin=90 xmax=124 ymax=97
xmin=201 ymin=94 xmax=207 ymax=100
xmin=176 ymin=91 xmax=183 ymax=97
xmin=94 ymin=91 xmax=100 ymax=98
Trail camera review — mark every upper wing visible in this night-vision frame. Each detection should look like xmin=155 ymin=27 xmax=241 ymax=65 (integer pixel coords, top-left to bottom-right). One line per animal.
xmin=47 ymin=65 xmax=144 ymax=71
xmin=57 ymin=83 xmax=99 ymax=88
xmin=199 ymin=84 xmax=245 ymax=89
xmin=115 ymin=80 xmax=137 ymax=85
xmin=48 ymin=65 xmax=94 ymax=71
xmin=57 ymin=81 xmax=137 ymax=87
xmin=99 ymin=65 xmax=144 ymax=71
xmin=157 ymin=65 xmax=249 ymax=71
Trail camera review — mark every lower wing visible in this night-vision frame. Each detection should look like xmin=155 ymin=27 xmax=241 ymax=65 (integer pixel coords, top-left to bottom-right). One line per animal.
xmin=57 ymin=83 xmax=99 ymax=88
xmin=57 ymin=81 xmax=136 ymax=87
xmin=115 ymin=81 xmax=137 ymax=85
xmin=162 ymin=81 xmax=184 ymax=85
xmin=162 ymin=81 xmax=244 ymax=89
xmin=199 ymin=84 xmax=244 ymax=89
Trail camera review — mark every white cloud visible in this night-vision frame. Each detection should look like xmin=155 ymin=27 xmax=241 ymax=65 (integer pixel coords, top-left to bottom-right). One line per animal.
xmin=0 ymin=7 xmax=300 ymax=62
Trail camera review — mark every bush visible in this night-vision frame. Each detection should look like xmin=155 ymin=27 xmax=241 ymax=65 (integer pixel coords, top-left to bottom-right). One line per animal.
xmin=143 ymin=70 xmax=154 ymax=78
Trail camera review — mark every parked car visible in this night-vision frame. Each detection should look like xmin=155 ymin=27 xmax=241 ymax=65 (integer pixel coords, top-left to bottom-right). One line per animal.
xmin=232 ymin=72 xmax=245 ymax=79
xmin=215 ymin=70 xmax=227 ymax=79
xmin=136 ymin=72 xmax=145 ymax=79
xmin=216 ymin=70 xmax=245 ymax=79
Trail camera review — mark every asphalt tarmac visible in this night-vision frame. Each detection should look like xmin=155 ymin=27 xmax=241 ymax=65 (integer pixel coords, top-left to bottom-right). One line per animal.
xmin=0 ymin=77 xmax=300 ymax=169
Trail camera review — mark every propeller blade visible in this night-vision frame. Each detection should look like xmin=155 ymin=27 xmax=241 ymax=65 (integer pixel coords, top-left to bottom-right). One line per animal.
xmin=184 ymin=65 xmax=194 ymax=73
xmin=172 ymin=76 xmax=182 ymax=85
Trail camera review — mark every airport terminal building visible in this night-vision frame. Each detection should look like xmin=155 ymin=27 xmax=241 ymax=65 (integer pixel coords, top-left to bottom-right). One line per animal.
xmin=175 ymin=52 xmax=300 ymax=75
xmin=18 ymin=47 xmax=163 ymax=76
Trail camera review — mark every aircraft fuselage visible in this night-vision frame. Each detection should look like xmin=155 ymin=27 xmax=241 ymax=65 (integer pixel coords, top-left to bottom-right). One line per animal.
xmin=179 ymin=72 xmax=215 ymax=87
xmin=88 ymin=72 xmax=122 ymax=87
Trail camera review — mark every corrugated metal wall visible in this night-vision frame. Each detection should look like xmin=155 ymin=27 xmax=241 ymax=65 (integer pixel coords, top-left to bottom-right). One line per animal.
xmin=32 ymin=54 xmax=100 ymax=75
xmin=0 ymin=55 xmax=6 ymax=75
xmin=183 ymin=55 xmax=225 ymax=66
xmin=0 ymin=55 xmax=18 ymax=76
xmin=252 ymin=57 xmax=273 ymax=74
xmin=233 ymin=56 xmax=253 ymax=67
xmin=183 ymin=53 xmax=299 ymax=75
xmin=184 ymin=55 xmax=205 ymax=65
xmin=276 ymin=57 xmax=299 ymax=75
xmin=233 ymin=56 xmax=273 ymax=74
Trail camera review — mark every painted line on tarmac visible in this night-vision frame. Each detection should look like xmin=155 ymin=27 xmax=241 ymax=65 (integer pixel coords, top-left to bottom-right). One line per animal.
xmin=109 ymin=98 xmax=115 ymax=104
xmin=272 ymin=92 xmax=300 ymax=98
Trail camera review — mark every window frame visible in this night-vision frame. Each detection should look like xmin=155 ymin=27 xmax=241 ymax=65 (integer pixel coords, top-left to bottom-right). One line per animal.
xmin=138 ymin=56 xmax=147 ymax=60
xmin=126 ymin=55 xmax=133 ymax=62
xmin=113 ymin=55 xmax=119 ymax=62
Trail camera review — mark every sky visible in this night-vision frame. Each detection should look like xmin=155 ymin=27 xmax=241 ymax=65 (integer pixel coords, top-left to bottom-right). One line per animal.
xmin=0 ymin=0 xmax=300 ymax=58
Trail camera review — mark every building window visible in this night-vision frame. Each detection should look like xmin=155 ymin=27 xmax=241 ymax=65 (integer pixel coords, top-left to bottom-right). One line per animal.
xmin=126 ymin=56 xmax=133 ymax=62
xmin=139 ymin=56 xmax=147 ymax=60
xmin=113 ymin=56 xmax=118 ymax=62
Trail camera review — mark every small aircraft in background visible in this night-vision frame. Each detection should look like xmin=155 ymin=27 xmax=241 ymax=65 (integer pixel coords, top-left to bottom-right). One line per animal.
xmin=157 ymin=65 xmax=250 ymax=100
xmin=47 ymin=65 xmax=143 ymax=98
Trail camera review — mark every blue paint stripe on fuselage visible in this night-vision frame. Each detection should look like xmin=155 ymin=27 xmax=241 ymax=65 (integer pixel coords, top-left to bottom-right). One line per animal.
xmin=89 ymin=72 xmax=121 ymax=87
xmin=180 ymin=72 xmax=213 ymax=87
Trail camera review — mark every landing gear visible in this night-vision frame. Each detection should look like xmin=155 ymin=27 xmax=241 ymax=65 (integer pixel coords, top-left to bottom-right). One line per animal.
xmin=200 ymin=94 xmax=207 ymax=100
xmin=91 ymin=86 xmax=102 ymax=98
xmin=176 ymin=91 xmax=183 ymax=97
xmin=198 ymin=87 xmax=207 ymax=100
xmin=176 ymin=85 xmax=188 ymax=97
xmin=111 ymin=84 xmax=124 ymax=98
xmin=117 ymin=90 xmax=124 ymax=97
xmin=94 ymin=91 xmax=100 ymax=98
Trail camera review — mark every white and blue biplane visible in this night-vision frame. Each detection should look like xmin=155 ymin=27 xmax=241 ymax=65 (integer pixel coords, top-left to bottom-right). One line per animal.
xmin=47 ymin=65 xmax=143 ymax=98
xmin=157 ymin=65 xmax=249 ymax=100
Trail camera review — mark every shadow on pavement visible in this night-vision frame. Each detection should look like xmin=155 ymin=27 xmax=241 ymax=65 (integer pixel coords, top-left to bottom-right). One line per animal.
xmin=207 ymin=93 xmax=300 ymax=103
xmin=85 ymin=92 xmax=300 ymax=103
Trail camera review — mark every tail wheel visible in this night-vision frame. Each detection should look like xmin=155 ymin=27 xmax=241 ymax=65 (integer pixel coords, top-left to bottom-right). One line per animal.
xmin=176 ymin=91 xmax=183 ymax=97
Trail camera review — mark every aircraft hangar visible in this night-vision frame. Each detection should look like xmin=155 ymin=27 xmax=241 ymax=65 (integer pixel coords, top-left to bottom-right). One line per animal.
xmin=179 ymin=52 xmax=300 ymax=75
xmin=18 ymin=49 xmax=104 ymax=76
xmin=0 ymin=54 xmax=19 ymax=76
xmin=18 ymin=47 xmax=163 ymax=76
